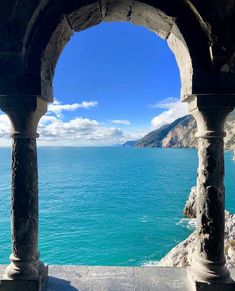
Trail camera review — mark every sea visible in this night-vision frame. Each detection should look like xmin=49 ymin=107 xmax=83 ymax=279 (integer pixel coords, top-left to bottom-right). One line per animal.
xmin=0 ymin=147 xmax=235 ymax=266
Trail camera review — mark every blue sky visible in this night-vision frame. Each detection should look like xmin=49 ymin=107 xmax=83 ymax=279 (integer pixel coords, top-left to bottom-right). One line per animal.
xmin=0 ymin=22 xmax=188 ymax=146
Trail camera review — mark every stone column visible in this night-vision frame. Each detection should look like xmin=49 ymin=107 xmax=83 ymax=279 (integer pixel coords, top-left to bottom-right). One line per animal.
xmin=186 ymin=95 xmax=235 ymax=290
xmin=0 ymin=96 xmax=48 ymax=290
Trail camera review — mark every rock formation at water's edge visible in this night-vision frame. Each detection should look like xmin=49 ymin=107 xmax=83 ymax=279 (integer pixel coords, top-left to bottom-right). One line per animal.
xmin=155 ymin=187 xmax=235 ymax=268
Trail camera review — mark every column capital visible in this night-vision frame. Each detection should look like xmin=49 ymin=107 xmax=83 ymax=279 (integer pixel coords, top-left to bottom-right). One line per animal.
xmin=0 ymin=96 xmax=48 ymax=139
xmin=184 ymin=95 xmax=235 ymax=139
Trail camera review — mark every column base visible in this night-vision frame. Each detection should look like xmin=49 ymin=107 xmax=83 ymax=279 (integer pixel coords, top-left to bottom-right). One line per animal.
xmin=39 ymin=264 xmax=48 ymax=291
xmin=187 ymin=267 xmax=235 ymax=291
xmin=0 ymin=279 xmax=41 ymax=291
xmin=0 ymin=264 xmax=48 ymax=291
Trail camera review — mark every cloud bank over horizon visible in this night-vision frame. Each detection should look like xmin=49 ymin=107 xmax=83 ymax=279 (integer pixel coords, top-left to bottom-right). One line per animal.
xmin=0 ymin=100 xmax=143 ymax=146
xmin=0 ymin=98 xmax=189 ymax=146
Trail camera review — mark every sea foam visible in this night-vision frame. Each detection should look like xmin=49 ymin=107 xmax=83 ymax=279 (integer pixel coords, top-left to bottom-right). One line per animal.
xmin=176 ymin=218 xmax=197 ymax=230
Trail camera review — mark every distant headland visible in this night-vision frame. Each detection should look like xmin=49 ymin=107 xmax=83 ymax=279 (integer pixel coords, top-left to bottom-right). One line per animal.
xmin=123 ymin=111 xmax=235 ymax=150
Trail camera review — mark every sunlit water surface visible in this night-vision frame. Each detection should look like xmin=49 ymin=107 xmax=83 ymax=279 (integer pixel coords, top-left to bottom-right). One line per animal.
xmin=0 ymin=147 xmax=234 ymax=266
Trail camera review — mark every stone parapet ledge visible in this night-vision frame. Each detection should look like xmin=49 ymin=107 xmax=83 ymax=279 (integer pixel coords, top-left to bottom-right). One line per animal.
xmin=0 ymin=265 xmax=234 ymax=290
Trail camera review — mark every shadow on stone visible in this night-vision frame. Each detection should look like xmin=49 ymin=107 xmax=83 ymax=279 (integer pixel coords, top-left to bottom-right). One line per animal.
xmin=46 ymin=276 xmax=79 ymax=291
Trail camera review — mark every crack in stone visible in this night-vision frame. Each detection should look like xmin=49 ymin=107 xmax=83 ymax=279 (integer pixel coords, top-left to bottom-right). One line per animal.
xmin=98 ymin=0 xmax=104 ymax=20
xmin=65 ymin=15 xmax=74 ymax=33
xmin=127 ymin=1 xmax=134 ymax=21
xmin=165 ymin=18 xmax=176 ymax=40
xmin=104 ymin=1 xmax=111 ymax=18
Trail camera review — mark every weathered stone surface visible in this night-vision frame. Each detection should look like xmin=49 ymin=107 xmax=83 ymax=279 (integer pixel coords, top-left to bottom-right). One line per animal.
xmin=131 ymin=2 xmax=174 ymax=39
xmin=167 ymin=23 xmax=193 ymax=98
xmin=68 ymin=3 xmax=101 ymax=31
xmin=7 ymin=137 xmax=39 ymax=279
xmin=41 ymin=16 xmax=73 ymax=101
xmin=0 ymin=265 xmax=193 ymax=291
xmin=3 ymin=0 xmax=235 ymax=99
xmin=186 ymin=95 xmax=235 ymax=287
xmin=101 ymin=0 xmax=133 ymax=22
xmin=0 ymin=97 xmax=48 ymax=284
xmin=183 ymin=186 xmax=197 ymax=218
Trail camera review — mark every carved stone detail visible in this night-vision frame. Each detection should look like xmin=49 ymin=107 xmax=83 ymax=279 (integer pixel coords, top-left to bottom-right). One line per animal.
xmin=0 ymin=96 xmax=48 ymax=283
xmin=186 ymin=95 xmax=235 ymax=290
xmin=5 ymin=138 xmax=39 ymax=279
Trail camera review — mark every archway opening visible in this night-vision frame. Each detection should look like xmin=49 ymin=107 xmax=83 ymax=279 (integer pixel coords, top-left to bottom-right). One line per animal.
xmin=36 ymin=21 xmax=198 ymax=266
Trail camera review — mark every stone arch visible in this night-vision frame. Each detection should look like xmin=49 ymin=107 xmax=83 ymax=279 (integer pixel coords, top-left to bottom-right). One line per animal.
xmin=21 ymin=0 xmax=212 ymax=102
xmin=1 ymin=2 xmax=235 ymax=289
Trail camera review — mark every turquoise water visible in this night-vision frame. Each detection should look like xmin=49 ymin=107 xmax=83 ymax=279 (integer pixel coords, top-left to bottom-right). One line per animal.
xmin=0 ymin=147 xmax=235 ymax=266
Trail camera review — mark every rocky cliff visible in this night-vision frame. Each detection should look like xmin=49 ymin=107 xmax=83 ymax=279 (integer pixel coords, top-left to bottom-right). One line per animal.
xmin=124 ymin=112 xmax=235 ymax=150
xmin=156 ymin=210 xmax=235 ymax=268
xmin=155 ymin=187 xmax=235 ymax=268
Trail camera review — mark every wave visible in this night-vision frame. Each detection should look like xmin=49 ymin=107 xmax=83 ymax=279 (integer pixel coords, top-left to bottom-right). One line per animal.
xmin=176 ymin=218 xmax=197 ymax=230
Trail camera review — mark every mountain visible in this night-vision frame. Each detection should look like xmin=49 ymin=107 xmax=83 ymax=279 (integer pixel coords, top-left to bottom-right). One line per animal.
xmin=123 ymin=140 xmax=138 ymax=147
xmin=136 ymin=115 xmax=196 ymax=148
xmin=124 ymin=112 xmax=235 ymax=150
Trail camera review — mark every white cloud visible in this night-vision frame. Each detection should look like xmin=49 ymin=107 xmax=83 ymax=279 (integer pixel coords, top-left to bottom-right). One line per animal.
xmin=149 ymin=97 xmax=180 ymax=109
xmin=0 ymin=112 xmax=139 ymax=146
xmin=150 ymin=98 xmax=188 ymax=129
xmin=0 ymin=110 xmax=147 ymax=146
xmin=38 ymin=115 xmax=129 ymax=145
xmin=48 ymin=100 xmax=98 ymax=118
xmin=0 ymin=114 xmax=11 ymax=146
xmin=111 ymin=120 xmax=131 ymax=125
xmin=0 ymin=98 xmax=148 ymax=146
xmin=0 ymin=115 xmax=11 ymax=137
